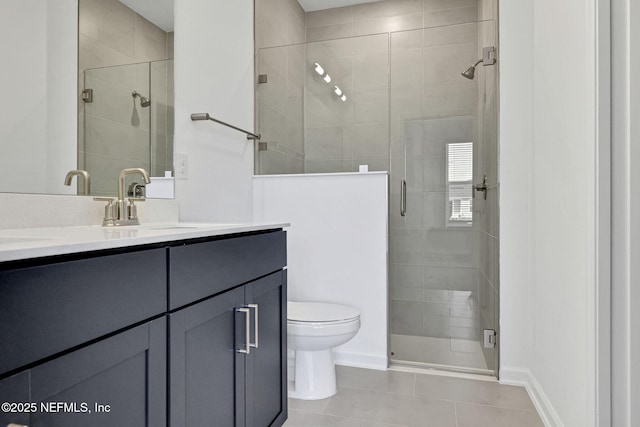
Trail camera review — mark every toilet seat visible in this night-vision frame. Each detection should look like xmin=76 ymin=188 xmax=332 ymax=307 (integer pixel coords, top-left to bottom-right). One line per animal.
xmin=288 ymin=301 xmax=359 ymax=325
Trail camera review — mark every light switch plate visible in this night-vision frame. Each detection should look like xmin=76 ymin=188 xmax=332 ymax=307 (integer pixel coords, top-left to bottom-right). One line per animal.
xmin=175 ymin=153 xmax=188 ymax=179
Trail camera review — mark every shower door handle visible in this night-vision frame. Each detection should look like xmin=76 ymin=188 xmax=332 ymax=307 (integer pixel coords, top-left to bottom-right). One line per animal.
xmin=473 ymin=174 xmax=488 ymax=200
xmin=400 ymin=180 xmax=407 ymax=216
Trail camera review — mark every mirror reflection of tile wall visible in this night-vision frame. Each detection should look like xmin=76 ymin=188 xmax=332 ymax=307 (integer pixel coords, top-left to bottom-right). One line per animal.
xmin=78 ymin=0 xmax=174 ymax=196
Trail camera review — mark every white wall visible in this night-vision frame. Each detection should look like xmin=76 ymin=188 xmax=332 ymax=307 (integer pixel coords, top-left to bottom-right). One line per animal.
xmin=497 ymin=0 xmax=534 ymax=379
xmin=500 ymin=0 xmax=601 ymax=426
xmin=0 ymin=0 xmax=77 ymax=195
xmin=173 ymin=0 xmax=255 ymax=222
xmin=253 ymin=173 xmax=389 ymax=370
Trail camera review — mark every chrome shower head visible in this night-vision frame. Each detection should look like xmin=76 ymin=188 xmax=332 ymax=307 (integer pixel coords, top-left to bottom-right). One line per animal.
xmin=461 ymin=59 xmax=483 ymax=80
xmin=461 ymin=65 xmax=477 ymax=80
xmin=132 ymin=90 xmax=151 ymax=108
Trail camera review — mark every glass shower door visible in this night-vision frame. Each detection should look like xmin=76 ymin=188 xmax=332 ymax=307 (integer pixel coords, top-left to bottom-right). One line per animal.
xmin=389 ymin=22 xmax=498 ymax=374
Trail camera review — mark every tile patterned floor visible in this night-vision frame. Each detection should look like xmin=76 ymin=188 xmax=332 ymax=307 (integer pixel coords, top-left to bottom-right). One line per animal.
xmin=284 ymin=366 xmax=544 ymax=427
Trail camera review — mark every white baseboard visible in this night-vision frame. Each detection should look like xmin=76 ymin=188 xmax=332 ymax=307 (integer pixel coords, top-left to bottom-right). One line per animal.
xmin=500 ymin=366 xmax=564 ymax=427
xmin=332 ymin=350 xmax=388 ymax=371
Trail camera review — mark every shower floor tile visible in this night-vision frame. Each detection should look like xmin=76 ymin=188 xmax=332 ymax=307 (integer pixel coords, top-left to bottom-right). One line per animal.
xmin=390 ymin=334 xmax=488 ymax=370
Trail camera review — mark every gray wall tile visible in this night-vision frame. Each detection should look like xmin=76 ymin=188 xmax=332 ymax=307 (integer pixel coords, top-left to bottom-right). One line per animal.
xmin=307 ymin=23 xmax=354 ymax=42
xmin=423 ymin=81 xmax=477 ymax=117
xmin=352 ymin=13 xmax=424 ymax=36
xmin=352 ymin=123 xmax=390 ymax=158
xmin=391 ymin=49 xmax=425 ymax=86
xmin=353 ymin=53 xmax=389 ymax=89
xmin=391 ymin=29 xmax=423 ymax=51
xmin=423 ymin=22 xmax=478 ymax=47
xmin=423 ymin=6 xmax=478 ymax=28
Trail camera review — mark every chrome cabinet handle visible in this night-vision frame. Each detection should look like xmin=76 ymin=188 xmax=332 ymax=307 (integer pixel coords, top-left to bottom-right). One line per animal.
xmin=236 ymin=307 xmax=251 ymax=354
xmin=247 ymin=304 xmax=259 ymax=349
xmin=400 ymin=180 xmax=407 ymax=216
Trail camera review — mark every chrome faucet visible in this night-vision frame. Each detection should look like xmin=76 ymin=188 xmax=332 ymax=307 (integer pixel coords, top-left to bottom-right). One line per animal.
xmin=64 ymin=170 xmax=91 ymax=195
xmin=94 ymin=168 xmax=151 ymax=226
xmin=119 ymin=168 xmax=150 ymax=202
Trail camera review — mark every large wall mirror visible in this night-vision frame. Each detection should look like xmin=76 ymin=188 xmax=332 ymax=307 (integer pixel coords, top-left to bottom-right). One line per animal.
xmin=0 ymin=0 xmax=174 ymax=198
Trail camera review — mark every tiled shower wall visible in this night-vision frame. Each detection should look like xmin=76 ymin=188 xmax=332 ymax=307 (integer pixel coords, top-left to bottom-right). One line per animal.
xmin=255 ymin=0 xmax=484 ymax=175
xmin=304 ymin=33 xmax=390 ymax=173
xmin=78 ymin=0 xmax=174 ymax=196
xmin=303 ymin=0 xmax=481 ymax=174
xmin=255 ymin=0 xmax=306 ymax=174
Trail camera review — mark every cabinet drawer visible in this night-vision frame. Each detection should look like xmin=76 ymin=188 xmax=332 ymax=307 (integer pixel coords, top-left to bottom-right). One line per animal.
xmin=169 ymin=231 xmax=286 ymax=310
xmin=0 ymin=248 xmax=166 ymax=375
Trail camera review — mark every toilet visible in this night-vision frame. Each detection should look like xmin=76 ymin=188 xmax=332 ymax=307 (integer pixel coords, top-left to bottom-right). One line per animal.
xmin=287 ymin=301 xmax=361 ymax=400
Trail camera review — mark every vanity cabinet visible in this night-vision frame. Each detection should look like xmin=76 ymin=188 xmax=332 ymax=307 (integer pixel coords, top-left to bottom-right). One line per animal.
xmin=0 ymin=247 xmax=167 ymax=427
xmin=169 ymin=231 xmax=287 ymax=427
xmin=0 ymin=228 xmax=287 ymax=427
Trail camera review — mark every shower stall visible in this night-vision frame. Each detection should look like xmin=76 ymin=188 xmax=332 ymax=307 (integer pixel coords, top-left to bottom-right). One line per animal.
xmin=255 ymin=3 xmax=499 ymax=376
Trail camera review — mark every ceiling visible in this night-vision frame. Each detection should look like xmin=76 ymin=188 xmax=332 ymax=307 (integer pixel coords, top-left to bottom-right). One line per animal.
xmin=297 ymin=0 xmax=383 ymax=12
xmin=119 ymin=0 xmax=174 ymax=32
xmin=117 ymin=0 xmax=383 ymax=31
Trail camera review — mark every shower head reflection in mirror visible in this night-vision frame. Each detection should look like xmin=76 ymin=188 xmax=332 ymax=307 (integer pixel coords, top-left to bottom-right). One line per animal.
xmin=132 ymin=90 xmax=151 ymax=108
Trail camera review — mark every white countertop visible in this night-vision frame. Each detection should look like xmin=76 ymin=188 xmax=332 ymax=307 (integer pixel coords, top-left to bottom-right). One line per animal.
xmin=0 ymin=222 xmax=289 ymax=263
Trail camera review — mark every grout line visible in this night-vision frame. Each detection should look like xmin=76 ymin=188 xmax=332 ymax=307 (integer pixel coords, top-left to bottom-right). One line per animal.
xmin=454 ymin=401 xmax=459 ymax=427
xmin=320 ymin=395 xmax=331 ymax=413
xmin=412 ymin=372 xmax=417 ymax=396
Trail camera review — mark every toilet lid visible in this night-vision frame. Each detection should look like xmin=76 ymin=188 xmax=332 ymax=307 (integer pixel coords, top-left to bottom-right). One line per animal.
xmin=288 ymin=301 xmax=360 ymax=323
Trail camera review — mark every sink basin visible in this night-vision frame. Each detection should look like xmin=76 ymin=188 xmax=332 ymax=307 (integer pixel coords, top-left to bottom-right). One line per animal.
xmin=0 ymin=237 xmax=51 ymax=245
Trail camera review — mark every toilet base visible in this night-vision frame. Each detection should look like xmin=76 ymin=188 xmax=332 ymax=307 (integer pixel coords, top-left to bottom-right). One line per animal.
xmin=288 ymin=349 xmax=337 ymax=400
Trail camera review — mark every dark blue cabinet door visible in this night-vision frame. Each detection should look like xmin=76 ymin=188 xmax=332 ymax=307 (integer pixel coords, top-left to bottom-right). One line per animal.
xmin=0 ymin=371 xmax=30 ymax=426
xmin=245 ymin=271 xmax=287 ymax=427
xmin=170 ymin=286 xmax=246 ymax=427
xmin=12 ymin=317 xmax=167 ymax=427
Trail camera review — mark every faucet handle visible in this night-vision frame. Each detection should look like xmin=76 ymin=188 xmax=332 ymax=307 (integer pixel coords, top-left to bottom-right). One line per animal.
xmin=93 ymin=197 xmax=116 ymax=226
xmin=127 ymin=198 xmax=146 ymax=221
